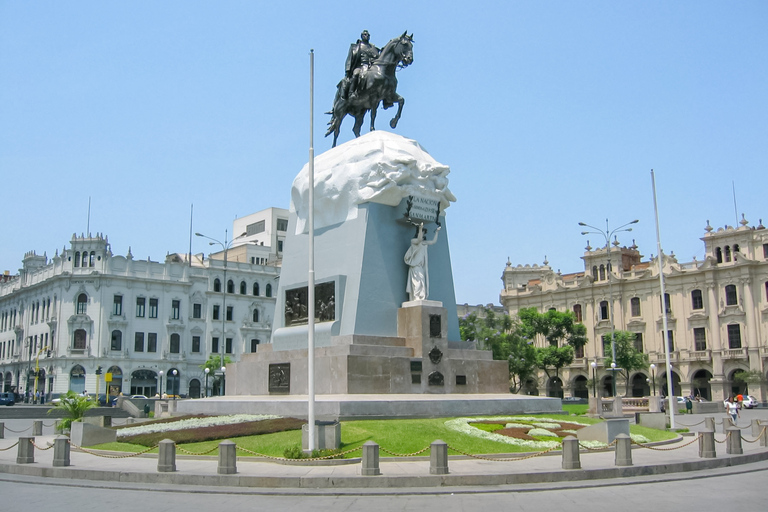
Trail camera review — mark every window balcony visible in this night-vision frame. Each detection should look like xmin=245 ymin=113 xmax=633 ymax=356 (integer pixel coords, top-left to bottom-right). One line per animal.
xmin=721 ymin=348 xmax=747 ymax=360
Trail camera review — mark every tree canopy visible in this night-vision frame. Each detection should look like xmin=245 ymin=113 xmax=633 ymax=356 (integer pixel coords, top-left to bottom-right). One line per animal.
xmin=604 ymin=330 xmax=649 ymax=394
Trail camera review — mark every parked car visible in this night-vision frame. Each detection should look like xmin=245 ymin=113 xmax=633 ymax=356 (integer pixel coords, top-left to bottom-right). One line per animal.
xmin=0 ymin=392 xmax=15 ymax=406
xmin=131 ymin=395 xmax=148 ymax=399
xmin=97 ymin=394 xmax=118 ymax=406
xmin=741 ymin=395 xmax=759 ymax=409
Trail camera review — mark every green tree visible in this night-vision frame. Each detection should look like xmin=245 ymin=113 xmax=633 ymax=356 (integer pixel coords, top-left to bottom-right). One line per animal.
xmin=604 ymin=330 xmax=649 ymax=395
xmin=535 ymin=345 xmax=574 ymax=381
xmin=48 ymin=391 xmax=97 ymax=431
xmin=517 ymin=307 xmax=587 ymax=350
xmin=200 ymin=354 xmax=233 ymax=374
xmin=733 ymin=369 xmax=763 ymax=394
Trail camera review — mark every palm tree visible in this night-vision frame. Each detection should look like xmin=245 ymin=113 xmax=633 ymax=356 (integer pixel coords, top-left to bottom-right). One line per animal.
xmin=48 ymin=391 xmax=97 ymax=431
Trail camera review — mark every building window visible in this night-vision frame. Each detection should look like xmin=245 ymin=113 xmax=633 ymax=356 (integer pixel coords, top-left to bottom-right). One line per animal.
xmin=725 ymin=284 xmax=738 ymax=306
xmin=171 ymin=300 xmax=180 ymax=320
xmin=266 ymin=284 xmax=273 ymax=298
xmin=724 ymin=246 xmax=731 ymax=262
xmin=253 ymin=283 xmax=260 ymax=296
xmin=250 ymin=339 xmax=260 ymax=352
xmin=147 ymin=333 xmax=157 ymax=352
xmin=225 ymin=337 xmax=233 ymax=354
xmin=246 ymin=220 xmax=265 ymax=235
xmin=574 ymin=345 xmax=584 ymax=358
xmin=278 ymin=240 xmax=284 ymax=253
xmin=112 ymin=295 xmax=123 ymax=316
xmin=111 ymin=330 xmax=122 ymax=351
xmin=601 ymin=335 xmax=611 ymax=357
xmin=599 ymin=264 xmax=606 ymax=281
xmin=727 ymin=324 xmax=741 ymax=349
xmin=572 ymin=304 xmax=582 ymax=322
xmin=74 ymin=251 xmax=80 ymax=267
xmin=765 ymin=282 xmax=768 ymax=301
xmin=763 ymin=243 xmax=768 ymax=259
xmin=667 ymin=330 xmax=674 ymax=352
xmin=661 ymin=293 xmax=671 ymax=314
xmin=716 ymin=247 xmax=723 ymax=263
xmin=591 ymin=266 xmax=598 ymax=280
xmin=170 ymin=333 xmax=180 ymax=354
xmin=693 ymin=328 xmax=707 ymax=351
xmin=149 ymin=298 xmax=158 ymax=318
xmin=134 ymin=332 xmax=145 ymax=352
xmin=76 ymin=293 xmax=88 ymax=315
xmin=226 ymin=306 xmax=233 ymax=321
xmin=599 ymin=301 xmax=609 ymax=320
xmin=212 ymin=337 xmax=219 ymax=353
xmin=73 ymin=329 xmax=87 ymax=350
xmin=81 ymin=252 xmax=88 ymax=267
xmin=630 ymin=297 xmax=641 ymax=317
xmin=240 ymin=281 xmax=247 ymax=295
xmin=192 ymin=336 xmax=201 ymax=353
xmin=226 ymin=280 xmax=234 ymax=294
xmin=136 ymin=297 xmax=146 ymax=317
xmin=276 ymin=218 xmax=288 ymax=231
xmin=212 ymin=305 xmax=220 ymax=320
xmin=213 ymin=278 xmax=221 ymax=292
xmin=252 ymin=309 xmax=259 ymax=322
xmin=89 ymin=251 xmax=95 ymax=266
xmin=633 ymin=333 xmax=643 ymax=353
xmin=193 ymin=303 xmax=202 ymax=319
xmin=691 ymin=289 xmax=703 ymax=310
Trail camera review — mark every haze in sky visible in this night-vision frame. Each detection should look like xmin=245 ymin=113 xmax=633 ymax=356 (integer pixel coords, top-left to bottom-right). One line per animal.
xmin=1 ymin=1 xmax=766 ymax=306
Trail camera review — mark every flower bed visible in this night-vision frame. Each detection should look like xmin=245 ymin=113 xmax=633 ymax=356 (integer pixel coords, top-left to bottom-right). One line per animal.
xmin=448 ymin=416 xmax=595 ymax=449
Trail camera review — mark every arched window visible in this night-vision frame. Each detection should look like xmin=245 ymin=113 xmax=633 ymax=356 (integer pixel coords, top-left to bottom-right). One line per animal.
xmin=725 ymin=246 xmax=731 ymax=262
xmin=599 ymin=300 xmax=609 ymax=320
xmin=253 ymin=282 xmax=260 ymax=296
xmin=661 ymin=293 xmax=671 ymax=314
xmin=89 ymin=251 xmax=95 ymax=267
xmin=76 ymin=293 xmax=88 ymax=314
xmin=733 ymin=244 xmax=740 ymax=260
xmin=266 ymin=284 xmax=272 ymax=297
xmin=73 ymin=329 xmax=87 ymax=350
xmin=240 ymin=281 xmax=247 ymax=295
xmin=716 ymin=247 xmax=723 ymax=263
xmin=691 ymin=289 xmax=703 ymax=310
xmin=591 ymin=266 xmax=598 ymax=280
xmin=74 ymin=252 xmax=80 ymax=267
xmin=227 ymin=280 xmax=234 ymax=294
xmin=170 ymin=333 xmax=180 ymax=354
xmin=213 ymin=278 xmax=221 ymax=292
xmin=81 ymin=252 xmax=88 ymax=267
xmin=572 ymin=304 xmax=582 ymax=322
xmin=725 ymin=284 xmax=738 ymax=306
xmin=250 ymin=339 xmax=260 ymax=352
xmin=630 ymin=297 xmax=641 ymax=317
xmin=110 ymin=330 xmax=122 ymax=351
xmin=599 ymin=264 xmax=606 ymax=281
xmin=70 ymin=365 xmax=86 ymax=393
xmin=252 ymin=309 xmax=259 ymax=322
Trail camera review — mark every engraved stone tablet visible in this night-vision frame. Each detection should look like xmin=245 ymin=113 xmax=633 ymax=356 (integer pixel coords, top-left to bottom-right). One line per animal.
xmin=429 ymin=314 xmax=441 ymax=338
xmin=268 ymin=363 xmax=290 ymax=394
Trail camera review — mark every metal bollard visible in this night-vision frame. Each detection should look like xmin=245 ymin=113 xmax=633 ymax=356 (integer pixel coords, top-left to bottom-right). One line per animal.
xmin=614 ymin=434 xmax=632 ymax=466
xmin=704 ymin=416 xmax=715 ymax=431
xmin=561 ymin=436 xmax=581 ymax=469
xmin=218 ymin=440 xmax=237 ymax=474
xmin=32 ymin=420 xmax=43 ymax=436
xmin=429 ymin=440 xmax=449 ymax=475
xmin=0 ymin=421 xmax=4 ymax=439
xmin=698 ymin=430 xmax=716 ymax=458
xmin=53 ymin=436 xmax=71 ymax=467
xmin=725 ymin=427 xmax=743 ymax=455
xmin=361 ymin=441 xmax=381 ymax=476
xmin=17 ymin=436 xmax=35 ymax=464
xmin=157 ymin=439 xmax=176 ymax=472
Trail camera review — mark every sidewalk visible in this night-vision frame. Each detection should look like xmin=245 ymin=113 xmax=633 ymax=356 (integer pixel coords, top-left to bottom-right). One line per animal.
xmin=1 ymin=413 xmax=767 ymax=494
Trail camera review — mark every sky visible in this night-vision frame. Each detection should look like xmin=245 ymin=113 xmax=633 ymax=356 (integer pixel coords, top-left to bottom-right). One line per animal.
xmin=1 ymin=1 xmax=767 ymax=306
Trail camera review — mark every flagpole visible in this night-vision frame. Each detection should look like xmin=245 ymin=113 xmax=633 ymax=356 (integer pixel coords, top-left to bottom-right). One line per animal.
xmin=651 ymin=169 xmax=675 ymax=429
xmin=307 ymin=49 xmax=316 ymax=452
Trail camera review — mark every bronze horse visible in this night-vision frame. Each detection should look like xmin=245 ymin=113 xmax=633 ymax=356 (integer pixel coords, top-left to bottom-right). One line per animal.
xmin=325 ymin=31 xmax=414 ymax=147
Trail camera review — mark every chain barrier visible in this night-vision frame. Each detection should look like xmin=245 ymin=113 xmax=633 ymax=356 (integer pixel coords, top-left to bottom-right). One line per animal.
xmin=31 ymin=441 xmax=54 ymax=451
xmin=740 ymin=426 xmax=766 ymax=444
xmin=631 ymin=434 xmax=701 ymax=451
xmin=176 ymin=445 xmax=219 ymax=456
xmin=731 ymin=422 xmax=751 ymax=430
xmin=0 ymin=441 xmax=20 ymax=451
xmin=4 ymin=426 xmax=32 ymax=434
xmin=378 ymin=445 xmax=431 ymax=457
xmin=714 ymin=432 xmax=730 ymax=444
xmin=673 ymin=420 xmax=706 ymax=427
xmin=234 ymin=444 xmax=361 ymax=461
xmin=445 ymin=443 xmax=559 ymax=462
xmin=578 ymin=440 xmax=617 ymax=452
xmin=42 ymin=422 xmax=57 ymax=428
xmin=71 ymin=441 xmax=159 ymax=459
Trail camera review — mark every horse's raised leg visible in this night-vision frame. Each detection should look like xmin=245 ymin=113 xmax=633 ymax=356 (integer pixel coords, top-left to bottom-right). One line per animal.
xmin=352 ymin=114 xmax=365 ymax=138
xmin=390 ymin=95 xmax=405 ymax=129
xmin=370 ymin=101 xmax=380 ymax=132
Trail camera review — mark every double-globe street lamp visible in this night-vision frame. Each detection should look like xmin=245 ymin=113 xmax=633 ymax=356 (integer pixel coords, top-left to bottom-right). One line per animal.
xmin=204 ymin=367 xmax=210 ymax=398
xmin=195 ymin=230 xmax=247 ymax=396
xmin=158 ymin=370 xmax=164 ymax=397
xmin=579 ymin=218 xmax=639 ymax=397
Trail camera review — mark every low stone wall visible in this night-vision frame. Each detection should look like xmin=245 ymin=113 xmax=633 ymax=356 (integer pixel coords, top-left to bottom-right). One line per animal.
xmin=70 ymin=421 xmax=117 ymax=447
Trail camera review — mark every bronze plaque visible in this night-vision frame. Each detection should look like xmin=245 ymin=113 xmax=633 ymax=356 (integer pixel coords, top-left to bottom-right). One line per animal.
xmin=268 ymin=363 xmax=290 ymax=394
xmin=429 ymin=314 xmax=441 ymax=338
xmin=428 ymin=371 xmax=444 ymax=386
xmin=284 ymin=281 xmax=335 ymax=326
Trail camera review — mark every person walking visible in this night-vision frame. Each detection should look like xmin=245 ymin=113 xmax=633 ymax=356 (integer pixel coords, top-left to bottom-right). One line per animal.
xmin=725 ymin=396 xmax=740 ymax=424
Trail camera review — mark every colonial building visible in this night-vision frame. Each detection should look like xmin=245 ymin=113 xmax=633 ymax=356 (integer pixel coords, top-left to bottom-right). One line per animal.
xmin=0 ymin=208 xmax=288 ymax=400
xmin=499 ymin=217 xmax=768 ymax=402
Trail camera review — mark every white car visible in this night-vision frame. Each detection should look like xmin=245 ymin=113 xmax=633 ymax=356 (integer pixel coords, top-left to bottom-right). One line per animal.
xmin=741 ymin=395 xmax=759 ymax=409
xmin=131 ymin=395 xmax=148 ymax=399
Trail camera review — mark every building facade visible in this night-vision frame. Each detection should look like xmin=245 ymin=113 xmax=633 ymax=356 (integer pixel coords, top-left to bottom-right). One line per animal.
xmin=499 ymin=217 xmax=768 ymax=402
xmin=0 ymin=221 xmax=283 ymax=400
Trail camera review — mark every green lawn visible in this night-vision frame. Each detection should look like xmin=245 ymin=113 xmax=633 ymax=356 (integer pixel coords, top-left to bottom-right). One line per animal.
xmin=90 ymin=415 xmax=677 ymax=458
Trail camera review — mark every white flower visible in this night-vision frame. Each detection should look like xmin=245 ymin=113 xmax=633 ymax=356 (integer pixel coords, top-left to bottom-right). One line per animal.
xmin=117 ymin=414 xmax=281 ymax=438
xmin=532 ymin=422 xmax=561 ymax=429
xmin=503 ymin=423 xmax=531 ymax=429
xmin=444 ymin=418 xmax=560 ymax=449
xmin=528 ymin=428 xmax=559 ymax=437
xmin=630 ymin=434 xmax=650 ymax=444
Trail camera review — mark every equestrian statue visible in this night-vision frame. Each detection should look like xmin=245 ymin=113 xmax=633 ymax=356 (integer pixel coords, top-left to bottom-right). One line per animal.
xmin=325 ymin=30 xmax=414 ymax=148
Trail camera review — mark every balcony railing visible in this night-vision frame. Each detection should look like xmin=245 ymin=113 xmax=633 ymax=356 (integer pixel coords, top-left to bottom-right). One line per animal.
xmin=722 ymin=348 xmax=747 ymax=359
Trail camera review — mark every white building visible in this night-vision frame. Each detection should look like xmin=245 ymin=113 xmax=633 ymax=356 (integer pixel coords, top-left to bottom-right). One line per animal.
xmin=498 ymin=217 xmax=768 ymax=402
xmin=0 ymin=210 xmax=287 ymax=400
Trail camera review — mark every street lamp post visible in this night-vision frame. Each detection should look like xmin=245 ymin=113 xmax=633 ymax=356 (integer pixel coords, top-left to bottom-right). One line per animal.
xmin=204 ymin=368 xmax=209 ymax=398
xmin=650 ymin=364 xmax=656 ymax=396
xmin=196 ymin=230 xmax=248 ymax=397
xmin=172 ymin=369 xmax=178 ymax=399
xmin=158 ymin=370 xmax=164 ymax=397
xmin=590 ymin=361 xmax=597 ymax=398
xmin=579 ymin=218 xmax=639 ymax=397
xmin=221 ymin=366 xmax=226 ymax=396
